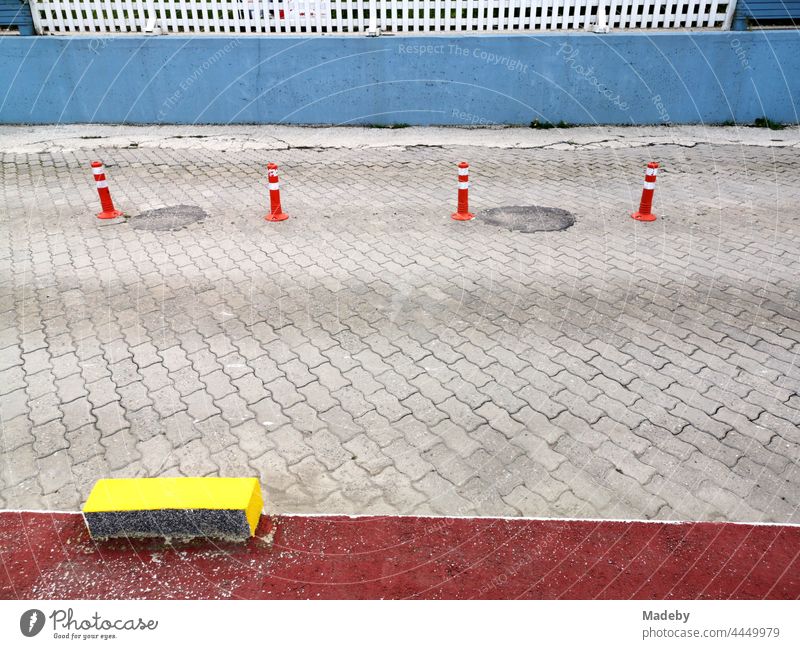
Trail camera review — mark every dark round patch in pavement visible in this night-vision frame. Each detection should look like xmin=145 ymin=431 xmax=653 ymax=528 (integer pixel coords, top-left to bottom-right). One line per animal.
xmin=479 ymin=205 xmax=575 ymax=233
xmin=129 ymin=205 xmax=207 ymax=231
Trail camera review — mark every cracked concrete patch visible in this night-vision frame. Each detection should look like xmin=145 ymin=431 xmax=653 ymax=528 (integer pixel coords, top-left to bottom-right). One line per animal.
xmin=129 ymin=205 xmax=207 ymax=231
xmin=479 ymin=206 xmax=575 ymax=233
xmin=1 ymin=124 xmax=799 ymax=154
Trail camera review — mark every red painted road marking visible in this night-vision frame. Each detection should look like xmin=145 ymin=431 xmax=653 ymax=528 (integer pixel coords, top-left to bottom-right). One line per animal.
xmin=1 ymin=512 xmax=798 ymax=599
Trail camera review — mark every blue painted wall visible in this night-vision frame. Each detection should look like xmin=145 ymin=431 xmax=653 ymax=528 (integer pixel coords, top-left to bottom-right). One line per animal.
xmin=0 ymin=31 xmax=798 ymax=125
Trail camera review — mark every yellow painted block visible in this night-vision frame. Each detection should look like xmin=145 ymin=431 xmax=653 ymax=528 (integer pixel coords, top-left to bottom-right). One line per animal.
xmin=83 ymin=477 xmax=263 ymax=536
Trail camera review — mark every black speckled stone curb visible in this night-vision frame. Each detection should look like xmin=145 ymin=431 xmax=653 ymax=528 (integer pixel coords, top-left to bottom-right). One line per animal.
xmin=84 ymin=509 xmax=251 ymax=542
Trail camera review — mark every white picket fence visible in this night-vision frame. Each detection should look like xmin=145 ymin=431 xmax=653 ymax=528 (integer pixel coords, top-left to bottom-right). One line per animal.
xmin=29 ymin=0 xmax=736 ymax=34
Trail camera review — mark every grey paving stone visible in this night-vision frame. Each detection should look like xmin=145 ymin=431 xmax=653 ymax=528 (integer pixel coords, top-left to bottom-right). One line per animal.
xmin=139 ymin=363 xmax=171 ymax=393
xmin=0 ymin=443 xmax=39 ymax=485
xmin=2 ymin=131 xmax=799 ymax=523
xmin=344 ymin=434 xmax=393 ymax=475
xmin=311 ymin=362 xmax=351 ymax=393
xmin=385 ymin=438 xmax=435 ymax=481
xmin=408 ymin=372 xmax=452 ymax=405
xmin=0 ymin=416 xmax=34 ymax=453
xmin=149 ymin=384 xmax=186 ymax=418
xmin=288 ymin=456 xmax=340 ymax=495
xmin=231 ymin=418 xmax=275 ymax=459
xmin=552 ymin=411 xmax=607 ymax=449
xmin=596 ymin=440 xmax=656 ymax=484
xmin=306 ymin=429 xmax=352 ymax=471
xmin=137 ymin=435 xmax=177 ymax=476
xmin=695 ymin=481 xmax=765 ymax=522
xmin=415 ymin=471 xmax=477 ymax=516
xmin=603 ymin=469 xmax=667 ymax=519
xmin=212 ymin=444 xmax=253 ymax=476
xmin=267 ymin=425 xmax=314 ymax=465
xmin=503 ymin=484 xmax=548 ymax=516
xmin=264 ymin=376 xmax=305 ymax=410
xmin=187 ymin=347 xmax=223 ymax=377
xmin=377 ymin=368 xmax=418 ymax=401
xmin=344 ymin=365 xmax=382 ymax=396
xmin=553 ymin=390 xmax=604 ymax=425
xmin=748 ymin=390 xmax=800 ymax=426
xmin=330 ymin=460 xmax=383 ymax=507
xmin=592 ymin=393 xmax=646 ymax=430
xmin=0 ymin=389 xmax=29 ymax=422
xmin=101 ymin=429 xmax=141 ymax=471
xmin=66 ymin=424 xmax=103 ymax=465
xmin=0 ymin=366 xmax=26 ymax=397
xmin=117 ymin=379 xmax=153 ymax=412
xmin=331 ymin=385 xmax=375 ymax=419
xmin=194 ymin=415 xmax=238 ymax=454
xmin=645 ymin=474 xmax=712 ymax=520
xmin=38 ymin=451 xmax=73 ymax=495
xmin=280 ymin=358 xmax=316 ymax=389
xmin=215 ymin=392 xmax=253 ymax=425
xmin=553 ymin=462 xmax=615 ymax=514
xmin=202 ymin=369 xmax=237 ymax=400
xmin=372 ymin=466 xmax=427 ymax=513
xmin=172 ymin=439 xmax=217 ymax=476
xmin=365 ymin=388 xmax=410 ymax=423
xmin=628 ymin=377 xmax=679 ymax=411
xmin=28 ymin=391 xmax=62 ymax=427
xmin=32 ymin=420 xmax=69 ymax=457
xmin=725 ymin=432 xmax=789 ymax=476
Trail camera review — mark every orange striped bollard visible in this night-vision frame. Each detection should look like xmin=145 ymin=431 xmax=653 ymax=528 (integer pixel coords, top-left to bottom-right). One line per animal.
xmin=631 ymin=161 xmax=659 ymax=222
xmin=451 ymin=161 xmax=474 ymax=221
xmin=91 ymin=161 xmax=123 ymax=220
xmin=265 ymin=162 xmax=288 ymax=222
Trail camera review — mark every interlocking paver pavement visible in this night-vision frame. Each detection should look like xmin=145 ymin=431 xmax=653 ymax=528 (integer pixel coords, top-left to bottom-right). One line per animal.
xmin=2 ymin=125 xmax=800 ymax=522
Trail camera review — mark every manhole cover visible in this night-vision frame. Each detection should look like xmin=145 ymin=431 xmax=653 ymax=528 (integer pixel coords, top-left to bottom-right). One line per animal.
xmin=479 ymin=205 xmax=575 ymax=232
xmin=129 ymin=205 xmax=207 ymax=231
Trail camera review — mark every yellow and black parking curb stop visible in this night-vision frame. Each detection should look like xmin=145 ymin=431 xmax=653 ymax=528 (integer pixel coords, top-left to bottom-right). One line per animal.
xmin=83 ymin=477 xmax=263 ymax=542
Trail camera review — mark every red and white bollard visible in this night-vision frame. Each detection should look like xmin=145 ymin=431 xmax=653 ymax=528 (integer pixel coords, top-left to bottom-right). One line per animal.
xmin=265 ymin=162 xmax=289 ymax=222
xmin=91 ymin=161 xmax=123 ymax=220
xmin=631 ymin=161 xmax=659 ymax=222
xmin=451 ymin=161 xmax=474 ymax=221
